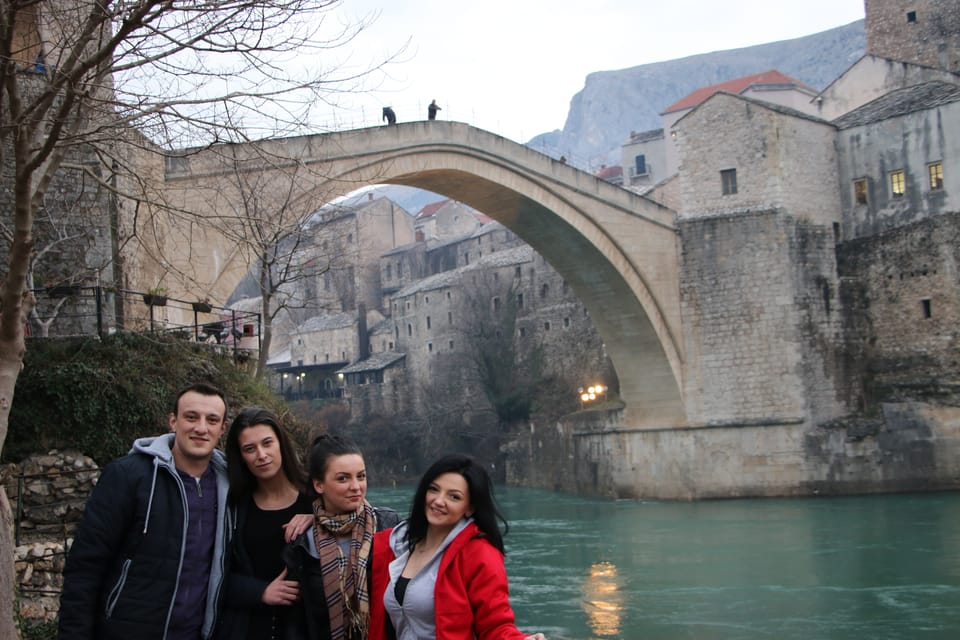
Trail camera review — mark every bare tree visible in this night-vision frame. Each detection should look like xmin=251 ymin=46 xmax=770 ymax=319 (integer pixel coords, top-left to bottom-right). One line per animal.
xmin=0 ymin=0 xmax=400 ymax=634
xmin=207 ymin=145 xmax=331 ymax=379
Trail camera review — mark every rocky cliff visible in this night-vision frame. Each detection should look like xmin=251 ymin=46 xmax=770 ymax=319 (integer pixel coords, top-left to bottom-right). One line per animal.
xmin=528 ymin=20 xmax=865 ymax=167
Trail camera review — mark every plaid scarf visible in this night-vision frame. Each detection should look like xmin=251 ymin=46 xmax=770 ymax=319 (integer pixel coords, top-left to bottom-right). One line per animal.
xmin=311 ymin=498 xmax=375 ymax=640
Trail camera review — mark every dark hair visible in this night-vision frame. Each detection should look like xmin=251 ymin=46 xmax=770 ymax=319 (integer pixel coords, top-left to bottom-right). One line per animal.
xmin=225 ymin=407 xmax=304 ymax=505
xmin=308 ymin=433 xmax=364 ymax=499
xmin=172 ymin=382 xmax=227 ymax=417
xmin=405 ymin=454 xmax=508 ymax=554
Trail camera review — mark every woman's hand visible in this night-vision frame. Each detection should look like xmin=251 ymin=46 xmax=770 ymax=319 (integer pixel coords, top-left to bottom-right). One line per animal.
xmin=283 ymin=513 xmax=313 ymax=542
xmin=261 ymin=568 xmax=300 ymax=606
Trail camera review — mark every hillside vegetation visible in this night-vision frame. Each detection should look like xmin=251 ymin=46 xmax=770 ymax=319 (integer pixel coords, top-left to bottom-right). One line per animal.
xmin=4 ymin=333 xmax=300 ymax=465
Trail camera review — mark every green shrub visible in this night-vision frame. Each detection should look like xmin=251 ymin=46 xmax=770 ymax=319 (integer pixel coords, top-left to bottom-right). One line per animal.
xmin=5 ymin=333 xmax=293 ymax=465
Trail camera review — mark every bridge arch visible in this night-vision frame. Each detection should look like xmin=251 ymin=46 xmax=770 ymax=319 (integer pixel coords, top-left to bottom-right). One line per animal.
xmin=167 ymin=122 xmax=686 ymax=426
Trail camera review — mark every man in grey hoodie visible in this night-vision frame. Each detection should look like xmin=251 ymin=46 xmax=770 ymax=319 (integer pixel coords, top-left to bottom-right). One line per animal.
xmin=59 ymin=382 xmax=231 ymax=640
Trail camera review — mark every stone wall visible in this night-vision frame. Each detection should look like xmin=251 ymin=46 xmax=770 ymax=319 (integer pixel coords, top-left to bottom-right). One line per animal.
xmin=837 ymin=211 xmax=960 ymax=400
xmin=3 ymin=450 xmax=99 ymax=624
xmin=865 ymin=0 xmax=960 ymax=72
xmin=505 ymin=402 xmax=960 ymax=499
xmin=677 ymin=209 xmax=851 ymax=425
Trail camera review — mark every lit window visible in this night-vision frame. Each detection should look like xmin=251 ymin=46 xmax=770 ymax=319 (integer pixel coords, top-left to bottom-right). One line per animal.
xmin=721 ymin=168 xmax=738 ymax=195
xmin=853 ymin=178 xmax=868 ymax=205
xmin=890 ymin=170 xmax=906 ymax=198
xmin=928 ymin=162 xmax=943 ymax=190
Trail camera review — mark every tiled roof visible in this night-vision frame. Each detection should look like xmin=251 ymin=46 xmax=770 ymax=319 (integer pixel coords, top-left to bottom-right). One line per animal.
xmin=415 ymin=199 xmax=449 ymax=219
xmin=393 ymin=245 xmax=535 ymax=298
xmin=663 ymin=70 xmax=815 ymax=114
xmin=296 ymin=311 xmax=356 ymax=334
xmin=628 ymin=128 xmax=664 ymax=144
xmin=337 ymin=351 xmax=406 ymax=374
xmin=596 ymin=165 xmax=623 ymax=180
xmin=833 ymin=81 xmax=960 ymax=129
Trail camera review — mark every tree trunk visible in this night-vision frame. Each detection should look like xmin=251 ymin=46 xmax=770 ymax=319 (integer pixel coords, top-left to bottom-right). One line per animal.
xmin=0 ymin=488 xmax=17 ymax=639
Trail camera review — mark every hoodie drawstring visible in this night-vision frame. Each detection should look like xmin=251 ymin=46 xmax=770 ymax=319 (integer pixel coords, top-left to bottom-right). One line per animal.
xmin=143 ymin=457 xmax=160 ymax=534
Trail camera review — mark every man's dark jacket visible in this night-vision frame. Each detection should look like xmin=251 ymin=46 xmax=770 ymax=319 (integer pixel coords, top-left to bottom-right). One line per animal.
xmin=58 ymin=434 xmax=231 ymax=640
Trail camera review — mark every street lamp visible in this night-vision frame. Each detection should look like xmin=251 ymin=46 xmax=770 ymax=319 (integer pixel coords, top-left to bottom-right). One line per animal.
xmin=578 ymin=383 xmax=608 ymax=409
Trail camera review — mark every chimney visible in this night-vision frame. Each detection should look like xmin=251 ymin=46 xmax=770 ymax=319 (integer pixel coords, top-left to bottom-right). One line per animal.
xmin=357 ymin=303 xmax=369 ymax=361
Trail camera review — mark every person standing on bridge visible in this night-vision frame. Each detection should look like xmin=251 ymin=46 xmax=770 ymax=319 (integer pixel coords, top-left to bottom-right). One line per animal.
xmin=427 ymin=99 xmax=441 ymax=120
xmin=382 ymin=106 xmax=397 ymax=125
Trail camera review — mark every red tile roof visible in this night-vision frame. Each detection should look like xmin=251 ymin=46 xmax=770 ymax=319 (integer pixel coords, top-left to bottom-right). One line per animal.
xmin=415 ymin=199 xmax=449 ymax=219
xmin=596 ymin=165 xmax=623 ymax=181
xmin=662 ymin=70 xmax=815 ymax=114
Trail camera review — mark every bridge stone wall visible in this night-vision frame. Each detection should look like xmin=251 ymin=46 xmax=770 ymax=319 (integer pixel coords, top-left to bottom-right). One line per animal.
xmin=677 ymin=209 xmax=851 ymax=426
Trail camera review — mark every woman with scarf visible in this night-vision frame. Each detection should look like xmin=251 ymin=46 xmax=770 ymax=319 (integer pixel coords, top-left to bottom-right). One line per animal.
xmin=369 ymin=454 xmax=547 ymax=640
xmin=283 ymin=434 xmax=399 ymax=640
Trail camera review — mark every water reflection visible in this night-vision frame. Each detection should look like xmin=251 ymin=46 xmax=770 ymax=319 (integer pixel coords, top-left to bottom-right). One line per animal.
xmin=580 ymin=561 xmax=624 ymax=638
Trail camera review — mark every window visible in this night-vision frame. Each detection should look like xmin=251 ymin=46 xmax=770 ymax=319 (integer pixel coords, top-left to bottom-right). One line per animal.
xmin=890 ymin=170 xmax=906 ymax=198
xmin=386 ymin=264 xmax=392 ymax=279
xmin=922 ymin=299 xmax=932 ymax=319
xmin=428 ymin=342 xmax=433 ymax=353
xmin=907 ymin=10 xmax=917 ymax=22
xmin=564 ymin=317 xmax=570 ymax=328
xmin=464 ymin=253 xmax=469 ymax=265
xmin=721 ymin=169 xmax=738 ymax=195
xmin=324 ymin=272 xmax=330 ymax=291
xmin=634 ymin=154 xmax=647 ymax=176
xmin=929 ymin=162 xmax=943 ymax=190
xmin=448 ymin=340 xmax=454 ymax=350
xmin=517 ymin=293 xmax=524 ymax=309
xmin=448 ymin=311 xmax=452 ymax=324
xmin=544 ymin=321 xmax=551 ymax=331
xmin=853 ymin=178 xmax=868 ymax=205
xmin=347 ymin=233 xmax=353 ymax=243
xmin=515 ymin=266 xmax=521 ymax=278
xmin=519 ymin=327 xmax=526 ymax=337
xmin=424 ymin=295 xmax=429 ymax=303
xmin=407 ymin=324 xmax=412 ymax=337
xmin=426 ymin=316 xmax=431 ymax=330
xmin=540 ymin=283 xmax=549 ymax=299
xmin=493 ymin=297 xmax=501 ymax=311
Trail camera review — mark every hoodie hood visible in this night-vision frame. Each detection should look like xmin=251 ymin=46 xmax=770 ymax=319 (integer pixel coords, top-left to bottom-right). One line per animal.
xmin=130 ymin=433 xmax=227 ymax=472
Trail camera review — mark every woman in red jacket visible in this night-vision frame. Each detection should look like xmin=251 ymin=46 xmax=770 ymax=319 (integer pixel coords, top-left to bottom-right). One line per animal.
xmin=370 ymin=454 xmax=547 ymax=640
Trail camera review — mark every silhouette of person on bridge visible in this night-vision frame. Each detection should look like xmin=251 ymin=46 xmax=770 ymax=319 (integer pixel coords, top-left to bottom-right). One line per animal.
xmin=382 ymin=106 xmax=397 ymax=125
xmin=427 ymin=99 xmax=441 ymax=120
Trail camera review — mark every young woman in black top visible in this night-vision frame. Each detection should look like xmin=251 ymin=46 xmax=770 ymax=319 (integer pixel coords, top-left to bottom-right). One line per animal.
xmin=220 ymin=407 xmax=313 ymax=640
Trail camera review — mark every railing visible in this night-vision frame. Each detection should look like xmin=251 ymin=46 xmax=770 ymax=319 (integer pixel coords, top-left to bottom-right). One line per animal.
xmin=27 ymin=286 xmax=261 ymax=361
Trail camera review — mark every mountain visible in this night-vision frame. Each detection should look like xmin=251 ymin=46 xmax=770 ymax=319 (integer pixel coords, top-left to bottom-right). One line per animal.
xmin=527 ymin=20 xmax=866 ymax=168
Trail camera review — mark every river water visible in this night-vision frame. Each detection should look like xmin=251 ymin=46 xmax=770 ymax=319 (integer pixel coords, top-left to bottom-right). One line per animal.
xmin=368 ymin=486 xmax=960 ymax=640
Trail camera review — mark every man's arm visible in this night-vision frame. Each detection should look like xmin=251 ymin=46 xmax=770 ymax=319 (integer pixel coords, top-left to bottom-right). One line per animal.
xmin=58 ymin=459 xmax=139 ymax=640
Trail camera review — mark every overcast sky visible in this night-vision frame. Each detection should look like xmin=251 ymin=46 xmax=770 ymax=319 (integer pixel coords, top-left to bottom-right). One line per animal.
xmin=318 ymin=0 xmax=866 ymax=142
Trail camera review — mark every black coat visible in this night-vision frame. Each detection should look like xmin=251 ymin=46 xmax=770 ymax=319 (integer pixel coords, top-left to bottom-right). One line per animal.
xmin=217 ymin=493 xmax=312 ymax=640
xmin=282 ymin=507 xmax=400 ymax=640
xmin=58 ymin=436 xmax=230 ymax=640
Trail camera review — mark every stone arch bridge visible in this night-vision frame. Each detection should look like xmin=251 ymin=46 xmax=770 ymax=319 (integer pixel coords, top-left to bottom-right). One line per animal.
xmin=163 ymin=121 xmax=683 ymax=428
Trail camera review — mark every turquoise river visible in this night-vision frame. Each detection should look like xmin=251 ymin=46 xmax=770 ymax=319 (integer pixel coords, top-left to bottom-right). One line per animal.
xmin=368 ymin=486 xmax=960 ymax=640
